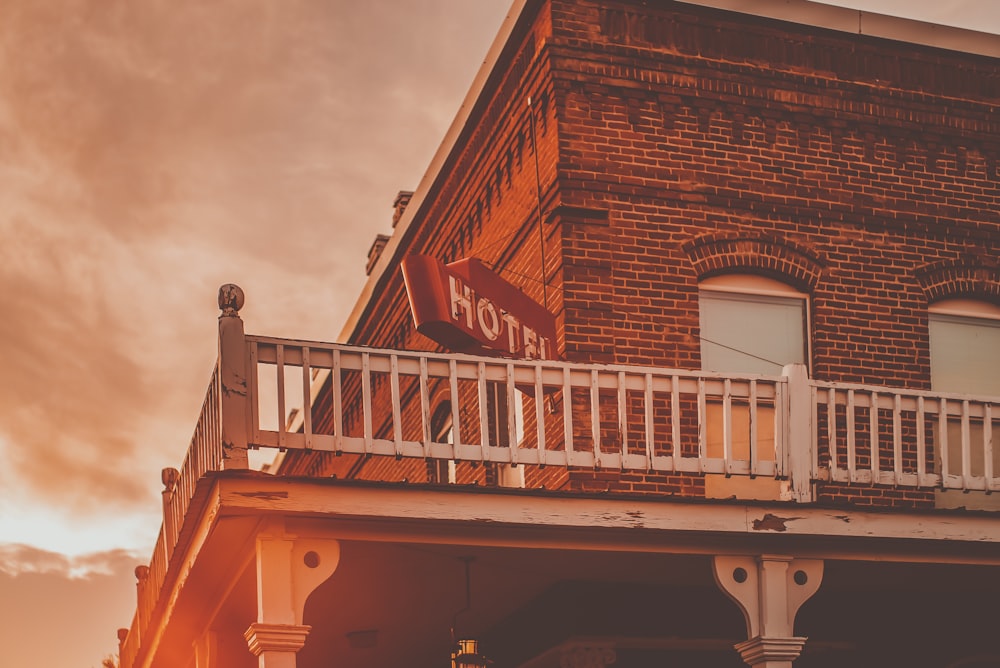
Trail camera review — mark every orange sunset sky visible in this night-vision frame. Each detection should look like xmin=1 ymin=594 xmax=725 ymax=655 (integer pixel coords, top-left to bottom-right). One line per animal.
xmin=0 ymin=2 xmax=997 ymax=666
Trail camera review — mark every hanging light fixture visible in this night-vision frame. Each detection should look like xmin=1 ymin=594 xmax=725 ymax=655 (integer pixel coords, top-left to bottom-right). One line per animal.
xmin=450 ymin=557 xmax=492 ymax=668
xmin=452 ymin=638 xmax=492 ymax=668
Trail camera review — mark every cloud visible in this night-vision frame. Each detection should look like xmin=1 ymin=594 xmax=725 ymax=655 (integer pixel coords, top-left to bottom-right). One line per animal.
xmin=0 ymin=543 xmax=139 ymax=579
xmin=0 ymin=0 xmax=510 ymax=543
xmin=0 ymin=543 xmax=140 ymax=667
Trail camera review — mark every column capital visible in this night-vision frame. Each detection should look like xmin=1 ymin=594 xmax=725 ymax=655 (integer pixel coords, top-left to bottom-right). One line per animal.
xmin=244 ymin=623 xmax=312 ymax=656
xmin=734 ymin=636 xmax=808 ymax=666
xmin=714 ymin=555 xmax=823 ymax=668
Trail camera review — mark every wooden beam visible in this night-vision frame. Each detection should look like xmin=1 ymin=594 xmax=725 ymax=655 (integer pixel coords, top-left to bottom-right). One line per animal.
xmin=213 ymin=475 xmax=1000 ymax=565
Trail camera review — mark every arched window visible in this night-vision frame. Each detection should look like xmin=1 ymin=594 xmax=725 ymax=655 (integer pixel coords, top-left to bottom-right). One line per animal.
xmin=699 ymin=274 xmax=809 ymax=501
xmin=930 ymin=299 xmax=1000 ymax=510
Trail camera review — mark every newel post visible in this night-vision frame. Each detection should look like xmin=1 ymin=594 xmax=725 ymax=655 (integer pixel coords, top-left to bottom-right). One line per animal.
xmin=161 ymin=467 xmax=180 ymax=560
xmin=117 ymin=628 xmax=129 ymax=666
xmin=219 ymin=284 xmax=250 ymax=470
xmin=134 ymin=565 xmax=151 ymax=637
xmin=782 ymin=364 xmax=813 ymax=503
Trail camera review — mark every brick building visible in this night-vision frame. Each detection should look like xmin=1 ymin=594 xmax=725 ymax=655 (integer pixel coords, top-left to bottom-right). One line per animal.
xmin=117 ymin=2 xmax=1000 ymax=668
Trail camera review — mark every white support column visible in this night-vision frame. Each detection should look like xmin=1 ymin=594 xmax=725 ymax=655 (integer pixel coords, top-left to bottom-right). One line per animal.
xmin=782 ymin=363 xmax=814 ymax=503
xmin=244 ymin=519 xmax=341 ymax=668
xmin=713 ymin=555 xmax=823 ymax=668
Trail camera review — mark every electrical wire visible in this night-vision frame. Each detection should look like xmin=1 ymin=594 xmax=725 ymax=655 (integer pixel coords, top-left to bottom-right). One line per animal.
xmin=699 ymin=336 xmax=786 ymax=369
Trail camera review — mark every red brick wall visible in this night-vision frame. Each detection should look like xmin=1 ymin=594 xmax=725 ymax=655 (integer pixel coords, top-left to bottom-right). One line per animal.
xmin=548 ymin=0 xmax=999 ymax=506
xmin=285 ymin=0 xmax=1000 ymax=509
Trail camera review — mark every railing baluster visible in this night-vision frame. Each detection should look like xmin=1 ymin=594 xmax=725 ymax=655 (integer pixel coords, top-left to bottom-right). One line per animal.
xmin=390 ymin=354 xmax=403 ymax=459
xmin=697 ymin=378 xmax=706 ymax=473
xmin=775 ymin=377 xmax=786 ymax=479
xmin=846 ymin=389 xmax=856 ymax=482
xmin=276 ymin=344 xmax=286 ymax=450
xmin=618 ymin=371 xmax=627 ymax=468
xmin=892 ymin=393 xmax=902 ymax=485
xmin=939 ymin=397 xmax=950 ymax=485
xmin=827 ymin=388 xmax=838 ymax=479
xmin=450 ymin=360 xmax=462 ymax=457
xmin=302 ymin=347 xmax=313 ymax=450
xmin=506 ymin=364 xmax=518 ymax=465
xmin=562 ymin=367 xmax=574 ymax=461
xmin=723 ymin=378 xmax=733 ymax=476
xmin=590 ymin=369 xmax=601 ymax=468
xmin=361 ymin=351 xmax=373 ymax=456
xmin=534 ymin=364 xmax=546 ymax=466
xmin=917 ymin=395 xmax=927 ymax=485
xmin=810 ymin=384 xmax=818 ymax=481
xmin=212 ymin=367 xmax=222 ymax=470
xmin=671 ymin=375 xmax=680 ymax=471
xmin=869 ymin=390 xmax=879 ymax=484
xmin=644 ymin=373 xmax=654 ymax=470
xmin=332 ymin=349 xmax=343 ymax=454
xmin=985 ymin=404 xmax=995 ymax=493
xmin=477 ymin=362 xmax=491 ymax=462
xmin=961 ymin=399 xmax=971 ymax=490
xmin=248 ymin=342 xmax=260 ymax=443
xmin=749 ymin=380 xmax=758 ymax=478
xmin=419 ymin=356 xmax=432 ymax=456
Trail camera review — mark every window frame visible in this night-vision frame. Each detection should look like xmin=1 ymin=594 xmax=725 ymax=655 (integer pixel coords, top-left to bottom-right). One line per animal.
xmin=927 ymin=298 xmax=1000 ymax=509
xmin=698 ymin=274 xmax=811 ymax=375
xmin=928 ymin=298 xmax=1000 ymax=397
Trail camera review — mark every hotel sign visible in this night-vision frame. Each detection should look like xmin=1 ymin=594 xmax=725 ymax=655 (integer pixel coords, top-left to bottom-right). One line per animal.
xmin=401 ymin=254 xmax=557 ymax=360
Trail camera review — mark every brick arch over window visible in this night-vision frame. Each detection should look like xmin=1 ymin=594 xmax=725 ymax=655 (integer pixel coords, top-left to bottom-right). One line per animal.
xmin=914 ymin=261 xmax=1000 ymax=304
xmin=682 ymin=233 xmax=824 ymax=292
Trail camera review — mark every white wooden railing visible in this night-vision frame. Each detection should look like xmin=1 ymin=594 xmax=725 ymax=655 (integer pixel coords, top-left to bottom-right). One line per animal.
xmin=812 ymin=380 xmax=998 ymax=492
xmin=249 ymin=336 xmax=791 ymax=477
xmin=117 ymin=285 xmax=999 ymax=668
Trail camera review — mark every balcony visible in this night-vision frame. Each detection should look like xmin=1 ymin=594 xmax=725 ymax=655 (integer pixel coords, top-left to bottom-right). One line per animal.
xmin=117 ymin=287 xmax=999 ymax=668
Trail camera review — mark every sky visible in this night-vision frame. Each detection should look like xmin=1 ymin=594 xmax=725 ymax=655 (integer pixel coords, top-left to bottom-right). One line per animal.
xmin=0 ymin=1 xmax=997 ymax=667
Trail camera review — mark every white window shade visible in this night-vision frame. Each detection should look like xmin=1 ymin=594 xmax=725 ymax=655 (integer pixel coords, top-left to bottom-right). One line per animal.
xmin=700 ymin=290 xmax=807 ymax=375
xmin=929 ymin=311 xmax=1000 ymax=397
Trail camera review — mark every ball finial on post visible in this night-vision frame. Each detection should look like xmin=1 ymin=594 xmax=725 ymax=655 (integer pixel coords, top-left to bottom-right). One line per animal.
xmin=218 ymin=284 xmax=245 ymax=316
xmin=161 ymin=467 xmax=180 ymax=492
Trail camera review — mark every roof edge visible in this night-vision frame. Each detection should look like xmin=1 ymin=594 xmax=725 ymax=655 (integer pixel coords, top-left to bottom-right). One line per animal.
xmin=686 ymin=0 xmax=1000 ymax=57
xmin=338 ymin=0 xmax=533 ymax=343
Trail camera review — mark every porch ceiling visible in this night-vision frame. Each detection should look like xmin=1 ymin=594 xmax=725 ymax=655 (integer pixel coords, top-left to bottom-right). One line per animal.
xmin=148 ymin=473 xmax=1000 ymax=668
